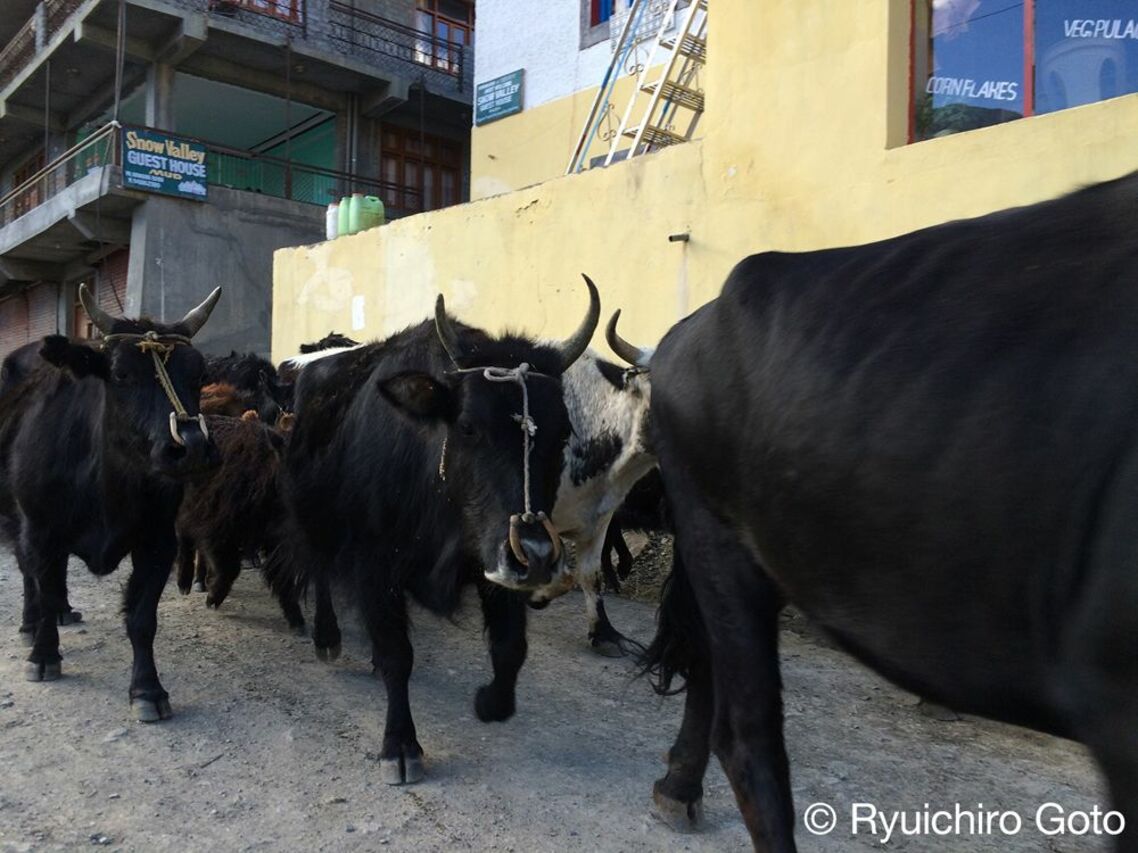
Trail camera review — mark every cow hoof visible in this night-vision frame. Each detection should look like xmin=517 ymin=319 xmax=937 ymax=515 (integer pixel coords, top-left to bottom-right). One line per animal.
xmin=132 ymin=697 xmax=173 ymax=723
xmin=290 ymin=623 xmax=307 ymax=638
xmin=380 ymin=751 xmax=424 ymax=785
xmin=18 ymin=629 xmax=33 ymax=648
xmin=314 ymin=643 xmax=341 ymax=663
xmin=652 ymin=781 xmax=704 ymax=831
xmin=205 ymin=597 xmax=221 ymax=610
xmin=474 ymin=685 xmax=515 ymax=722
xmin=193 ymin=581 xmax=205 ymax=593
xmin=24 ymin=660 xmax=62 ymax=682
xmin=57 ymin=610 xmax=83 ymax=626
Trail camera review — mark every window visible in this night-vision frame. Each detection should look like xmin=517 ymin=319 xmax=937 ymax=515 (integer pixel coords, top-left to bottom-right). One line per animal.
xmin=380 ymin=126 xmax=463 ymax=215
xmin=592 ymin=0 xmax=616 ymax=27
xmin=416 ymin=0 xmax=474 ymax=73
xmin=911 ymin=0 xmax=1138 ymax=142
xmin=11 ymin=149 xmax=45 ymax=219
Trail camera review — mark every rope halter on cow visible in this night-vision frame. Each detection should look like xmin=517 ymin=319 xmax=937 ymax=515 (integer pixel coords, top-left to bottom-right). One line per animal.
xmin=78 ymin=283 xmax=221 ymax=448
xmin=444 ymin=362 xmax=561 ymax=568
xmin=100 ymin=330 xmax=209 ymax=447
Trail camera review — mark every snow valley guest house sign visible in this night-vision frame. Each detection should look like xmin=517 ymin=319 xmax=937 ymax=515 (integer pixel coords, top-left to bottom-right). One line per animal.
xmin=122 ymin=128 xmax=208 ymax=200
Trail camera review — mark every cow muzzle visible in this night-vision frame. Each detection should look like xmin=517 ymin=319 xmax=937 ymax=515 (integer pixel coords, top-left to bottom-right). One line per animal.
xmin=485 ymin=512 xmax=567 ymax=590
xmin=153 ymin=417 xmax=220 ymax=479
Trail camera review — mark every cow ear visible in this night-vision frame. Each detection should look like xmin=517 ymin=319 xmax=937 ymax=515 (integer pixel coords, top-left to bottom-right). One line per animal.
xmin=40 ymin=336 xmax=109 ymax=381
xmin=380 ymin=372 xmax=454 ymax=421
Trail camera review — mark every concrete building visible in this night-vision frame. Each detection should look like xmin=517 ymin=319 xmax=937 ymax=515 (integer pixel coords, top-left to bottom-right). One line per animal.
xmin=271 ymin=0 xmax=1138 ymax=361
xmin=0 ymin=0 xmax=476 ymax=357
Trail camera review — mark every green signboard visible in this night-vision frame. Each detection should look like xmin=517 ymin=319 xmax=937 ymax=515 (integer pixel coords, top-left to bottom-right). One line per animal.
xmin=122 ymin=128 xmax=207 ymax=201
xmin=476 ymin=69 xmax=525 ymax=126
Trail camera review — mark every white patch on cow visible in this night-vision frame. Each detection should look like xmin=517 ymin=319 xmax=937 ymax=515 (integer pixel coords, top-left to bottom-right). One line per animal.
xmin=527 ymin=351 xmax=655 ymax=630
xmin=278 ymin=344 xmax=365 ymax=373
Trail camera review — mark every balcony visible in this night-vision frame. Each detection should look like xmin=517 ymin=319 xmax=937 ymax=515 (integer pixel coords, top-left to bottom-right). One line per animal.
xmin=0 ymin=121 xmax=415 ymax=288
xmin=0 ymin=0 xmax=472 ymax=169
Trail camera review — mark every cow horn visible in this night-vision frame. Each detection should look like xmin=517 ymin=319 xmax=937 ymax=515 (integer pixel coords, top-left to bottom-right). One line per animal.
xmin=558 ymin=274 xmax=601 ymax=370
xmin=435 ymin=294 xmax=464 ymax=365
xmin=78 ymin=283 xmax=116 ymax=335
xmin=606 ymin=309 xmax=651 ymax=368
xmin=179 ymin=287 xmax=222 ymax=338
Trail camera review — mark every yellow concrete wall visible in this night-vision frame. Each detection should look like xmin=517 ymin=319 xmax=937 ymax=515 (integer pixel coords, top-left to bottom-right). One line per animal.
xmin=470 ymin=72 xmax=670 ymax=201
xmin=274 ymin=0 xmax=1138 ymax=363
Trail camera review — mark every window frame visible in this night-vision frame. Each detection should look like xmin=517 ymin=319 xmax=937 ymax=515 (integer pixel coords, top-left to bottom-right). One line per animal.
xmin=904 ymin=0 xmax=1138 ymax=143
xmin=379 ymin=124 xmax=464 ymax=215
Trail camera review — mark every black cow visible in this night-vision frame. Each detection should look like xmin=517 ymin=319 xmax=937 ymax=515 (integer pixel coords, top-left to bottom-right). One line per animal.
xmin=204 ymin=350 xmax=286 ymax=424
xmin=569 ymin=176 xmax=1138 ymax=850
xmin=0 ymin=286 xmax=221 ymax=722
xmin=175 ymin=412 xmax=303 ymax=630
xmin=276 ymin=278 xmax=599 ymax=784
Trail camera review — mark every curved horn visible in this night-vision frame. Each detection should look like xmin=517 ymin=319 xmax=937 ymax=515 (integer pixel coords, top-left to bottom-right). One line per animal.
xmin=78 ymin=283 xmax=116 ymax=336
xmin=605 ymin=309 xmax=651 ymax=368
xmin=558 ymin=274 xmax=601 ymax=370
xmin=434 ymin=293 xmax=464 ymax=365
xmin=179 ymin=287 xmax=222 ymax=338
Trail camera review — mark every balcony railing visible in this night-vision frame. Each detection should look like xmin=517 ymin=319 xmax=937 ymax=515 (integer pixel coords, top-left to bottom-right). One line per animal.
xmin=327 ymin=1 xmax=467 ymax=90
xmin=0 ymin=17 xmax=36 ymax=91
xmin=204 ymin=140 xmax=418 ymax=216
xmin=0 ymin=122 xmax=420 ymax=230
xmin=0 ymin=122 xmax=118 ymax=228
xmin=0 ymin=0 xmax=470 ymax=101
xmin=44 ymin=0 xmax=85 ymax=40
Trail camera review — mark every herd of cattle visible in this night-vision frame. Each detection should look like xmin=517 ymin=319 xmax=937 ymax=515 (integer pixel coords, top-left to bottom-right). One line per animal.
xmin=2 ymin=174 xmax=1137 ymax=850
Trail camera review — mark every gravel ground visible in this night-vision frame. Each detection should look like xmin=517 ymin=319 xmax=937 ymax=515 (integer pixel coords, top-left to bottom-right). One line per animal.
xmin=0 ymin=552 xmax=1113 ymax=852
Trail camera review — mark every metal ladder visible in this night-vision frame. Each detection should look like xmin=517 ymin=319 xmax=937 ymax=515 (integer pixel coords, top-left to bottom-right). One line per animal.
xmin=567 ymin=0 xmax=708 ymax=174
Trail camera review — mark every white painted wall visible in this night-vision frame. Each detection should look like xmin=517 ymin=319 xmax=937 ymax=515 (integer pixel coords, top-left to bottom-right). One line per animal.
xmin=474 ymin=0 xmax=619 ymax=111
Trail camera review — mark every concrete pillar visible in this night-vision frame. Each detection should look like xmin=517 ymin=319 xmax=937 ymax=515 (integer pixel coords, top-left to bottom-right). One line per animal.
xmin=56 ymin=280 xmax=75 ymax=335
xmin=144 ymin=63 xmax=175 ymax=131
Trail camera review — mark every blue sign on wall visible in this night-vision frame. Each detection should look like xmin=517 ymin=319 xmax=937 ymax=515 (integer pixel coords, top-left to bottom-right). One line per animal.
xmin=476 ymin=70 xmax=525 ymax=126
xmin=122 ymin=128 xmax=208 ymax=201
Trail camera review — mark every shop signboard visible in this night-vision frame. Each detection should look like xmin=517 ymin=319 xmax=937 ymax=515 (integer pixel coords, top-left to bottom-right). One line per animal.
xmin=122 ymin=128 xmax=208 ymax=200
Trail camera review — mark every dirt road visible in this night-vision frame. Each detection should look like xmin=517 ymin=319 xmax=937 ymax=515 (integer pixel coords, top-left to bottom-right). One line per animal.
xmin=0 ymin=555 xmax=1110 ymax=851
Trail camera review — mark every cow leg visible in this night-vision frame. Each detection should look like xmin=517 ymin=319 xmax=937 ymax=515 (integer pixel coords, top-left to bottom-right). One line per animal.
xmin=614 ymin=530 xmax=634 ymax=581
xmin=125 ymin=540 xmax=175 ymax=722
xmin=267 ymin=568 xmax=306 ymax=635
xmin=586 ymin=585 xmax=635 ymax=657
xmin=663 ymin=478 xmax=794 ymax=851
xmin=711 ymin=590 xmax=793 ymax=852
xmin=600 ymin=521 xmax=624 ymax=593
xmin=367 ymin=605 xmax=423 ymax=785
xmin=654 ymin=659 xmax=713 ymax=830
xmin=312 ymin=575 xmax=341 ymax=661
xmin=56 ymin=573 xmax=81 ymax=626
xmin=18 ymin=571 xmax=39 ymax=647
xmin=175 ymin=533 xmax=196 ymax=595
xmin=204 ymin=544 xmax=241 ymax=610
xmin=474 ymin=581 xmax=527 ymax=723
xmin=1057 ymin=471 xmax=1138 ymax=851
xmin=18 ymin=533 xmax=66 ymax=682
xmin=580 ymin=532 xmax=636 ymax=657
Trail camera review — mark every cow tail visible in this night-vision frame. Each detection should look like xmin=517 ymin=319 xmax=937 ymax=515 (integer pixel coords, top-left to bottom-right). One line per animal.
xmin=639 ymin=540 xmax=706 ymax=695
